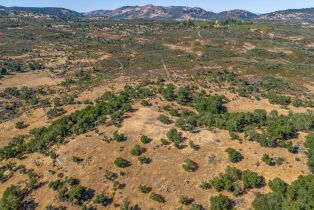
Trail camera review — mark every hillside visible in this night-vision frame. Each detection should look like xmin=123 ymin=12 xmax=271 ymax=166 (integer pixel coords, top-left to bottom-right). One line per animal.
xmin=260 ymin=7 xmax=314 ymax=22
xmin=216 ymin=9 xmax=258 ymax=20
xmin=84 ymin=4 xmax=216 ymax=20
xmin=1 ymin=4 xmax=314 ymax=22
xmin=0 ymin=5 xmax=83 ymax=19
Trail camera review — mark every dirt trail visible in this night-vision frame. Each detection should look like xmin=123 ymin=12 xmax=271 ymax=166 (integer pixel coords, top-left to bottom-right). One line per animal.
xmin=197 ymin=31 xmax=202 ymax=38
xmin=162 ymin=61 xmax=170 ymax=78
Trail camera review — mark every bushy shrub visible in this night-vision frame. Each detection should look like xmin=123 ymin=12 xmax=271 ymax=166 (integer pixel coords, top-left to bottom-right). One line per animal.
xmin=169 ymin=108 xmax=180 ymax=116
xmin=130 ymin=145 xmax=145 ymax=156
xmin=176 ymin=86 xmax=192 ymax=105
xmin=138 ymin=184 xmax=151 ymax=193
xmin=113 ymin=131 xmax=126 ymax=142
xmin=140 ymin=135 xmax=152 ymax=144
xmin=189 ymin=140 xmax=200 ymax=151
xmin=72 ymin=156 xmax=84 ymax=164
xmin=268 ymin=178 xmax=288 ymax=194
xmin=225 ymin=148 xmax=243 ymax=163
xmin=182 ymin=158 xmax=198 ymax=172
xmin=150 ymin=192 xmax=165 ymax=203
xmin=166 ymin=129 xmax=182 ymax=143
xmin=140 ymin=100 xmax=151 ymax=106
xmin=114 ymin=157 xmax=131 ymax=168
xmin=158 ymin=115 xmax=172 ymax=124
xmin=15 ymin=121 xmax=27 ymax=129
xmin=175 ymin=111 xmax=198 ymax=131
xmin=94 ymin=193 xmax=112 ymax=206
xmin=262 ymin=154 xmax=284 ymax=166
xmin=199 ymin=181 xmax=211 ymax=190
xmin=305 ymin=134 xmax=314 ymax=173
xmin=252 ymin=193 xmax=282 ymax=210
xmin=241 ymin=170 xmax=263 ymax=189
xmin=160 ymin=83 xmax=176 ymax=101
xmin=189 ymin=203 xmax=205 ymax=210
xmin=195 ymin=96 xmax=224 ymax=114
xmin=138 ymin=156 xmax=151 ymax=164
xmin=210 ymin=194 xmax=232 ymax=210
xmin=104 ymin=170 xmax=118 ymax=181
xmin=0 ymin=185 xmax=23 ymax=209
xmin=179 ymin=195 xmax=194 ymax=205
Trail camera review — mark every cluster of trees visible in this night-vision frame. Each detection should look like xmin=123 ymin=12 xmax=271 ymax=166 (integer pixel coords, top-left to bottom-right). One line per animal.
xmin=262 ymin=154 xmax=284 ymax=166
xmin=305 ymin=134 xmax=314 ymax=173
xmin=202 ymin=167 xmax=264 ymax=197
xmin=155 ymin=81 xmax=314 ymax=154
xmin=267 ymin=92 xmax=291 ymax=106
xmin=252 ymin=175 xmax=314 ymax=210
xmin=0 ymin=86 xmax=40 ymax=105
xmin=0 ymin=84 xmax=156 ymax=160
xmin=0 ymin=185 xmax=23 ymax=209
xmin=267 ymin=92 xmax=314 ymax=108
xmin=48 ymin=177 xmax=93 ymax=206
xmin=0 ymin=60 xmax=22 ymax=77
xmin=0 ymin=60 xmax=44 ymax=78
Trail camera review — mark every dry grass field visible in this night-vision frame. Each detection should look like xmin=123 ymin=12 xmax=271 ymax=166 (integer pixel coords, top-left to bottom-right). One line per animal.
xmin=1 ymin=16 xmax=314 ymax=210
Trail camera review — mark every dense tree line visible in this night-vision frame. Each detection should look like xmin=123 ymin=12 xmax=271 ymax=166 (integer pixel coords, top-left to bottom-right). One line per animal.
xmin=0 ymin=84 xmax=154 ymax=160
xmin=252 ymin=175 xmax=314 ymax=210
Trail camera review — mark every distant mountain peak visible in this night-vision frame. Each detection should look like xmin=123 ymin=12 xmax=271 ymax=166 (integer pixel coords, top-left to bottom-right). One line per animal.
xmin=1 ymin=4 xmax=314 ymax=22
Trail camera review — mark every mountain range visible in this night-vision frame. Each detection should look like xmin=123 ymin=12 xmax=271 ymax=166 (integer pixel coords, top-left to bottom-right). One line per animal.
xmin=0 ymin=4 xmax=314 ymax=22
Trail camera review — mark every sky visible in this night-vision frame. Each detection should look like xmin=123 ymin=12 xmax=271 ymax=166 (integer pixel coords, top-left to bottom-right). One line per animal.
xmin=1 ymin=0 xmax=314 ymax=13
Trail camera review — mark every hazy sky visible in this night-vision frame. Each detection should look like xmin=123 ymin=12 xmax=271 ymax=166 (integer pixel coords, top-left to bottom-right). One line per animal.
xmin=1 ymin=0 xmax=314 ymax=13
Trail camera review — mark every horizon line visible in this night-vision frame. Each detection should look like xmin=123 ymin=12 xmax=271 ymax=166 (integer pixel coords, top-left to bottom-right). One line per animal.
xmin=1 ymin=3 xmax=313 ymax=14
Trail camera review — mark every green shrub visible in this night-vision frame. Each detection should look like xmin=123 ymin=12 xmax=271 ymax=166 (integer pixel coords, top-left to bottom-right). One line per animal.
xmin=241 ymin=170 xmax=263 ymax=189
xmin=160 ymin=138 xmax=171 ymax=145
xmin=113 ymin=131 xmax=126 ymax=142
xmin=195 ymin=96 xmax=224 ymax=114
xmin=140 ymin=100 xmax=151 ymax=106
xmin=199 ymin=181 xmax=211 ymax=190
xmin=104 ymin=170 xmax=118 ymax=181
xmin=166 ymin=129 xmax=182 ymax=143
xmin=189 ymin=203 xmax=205 ymax=210
xmin=189 ymin=140 xmax=200 ymax=151
xmin=130 ymin=145 xmax=145 ymax=156
xmin=114 ymin=157 xmax=131 ymax=168
xmin=225 ymin=148 xmax=243 ymax=163
xmin=262 ymin=154 xmax=284 ymax=166
xmin=176 ymin=86 xmax=192 ymax=105
xmin=169 ymin=108 xmax=180 ymax=116
xmin=140 ymin=135 xmax=152 ymax=144
xmin=158 ymin=115 xmax=173 ymax=124
xmin=68 ymin=185 xmax=89 ymax=204
xmin=72 ymin=156 xmax=84 ymax=164
xmin=252 ymin=193 xmax=282 ymax=210
xmin=160 ymin=83 xmax=176 ymax=101
xmin=0 ymin=185 xmax=23 ymax=210
xmin=15 ymin=121 xmax=27 ymax=129
xmin=268 ymin=178 xmax=288 ymax=194
xmin=210 ymin=194 xmax=232 ymax=210
xmin=150 ymin=192 xmax=165 ymax=203
xmin=179 ymin=195 xmax=194 ymax=205
xmin=304 ymin=134 xmax=314 ymax=173
xmin=229 ymin=132 xmax=240 ymax=141
xmin=138 ymin=184 xmax=151 ymax=193
xmin=138 ymin=156 xmax=152 ymax=164
xmin=49 ymin=179 xmax=64 ymax=191
xmin=94 ymin=193 xmax=112 ymax=206
xmin=182 ymin=159 xmax=198 ymax=172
